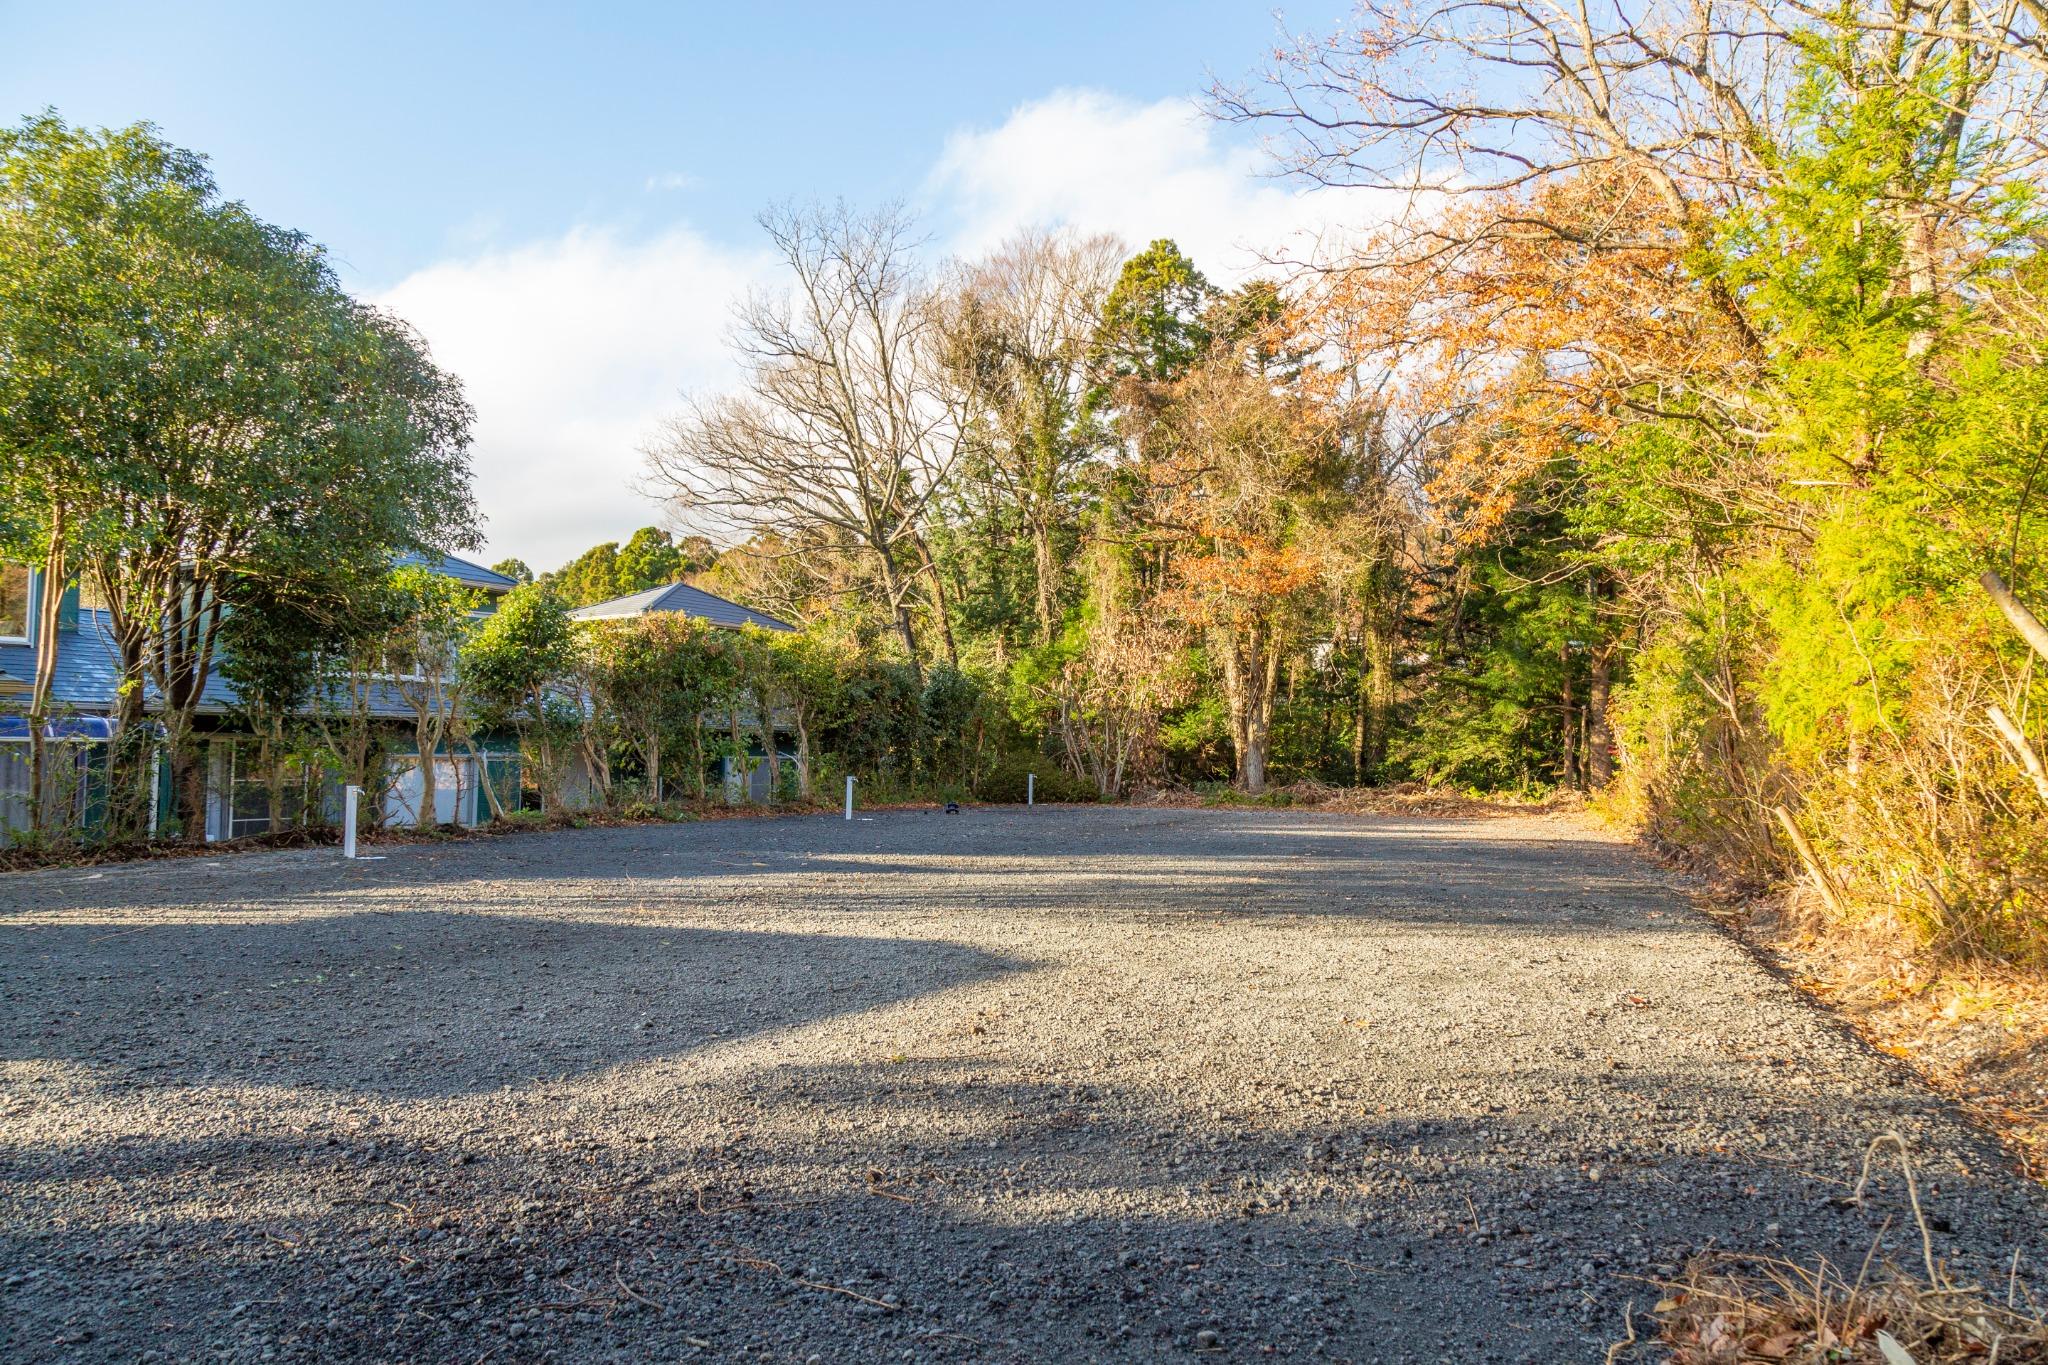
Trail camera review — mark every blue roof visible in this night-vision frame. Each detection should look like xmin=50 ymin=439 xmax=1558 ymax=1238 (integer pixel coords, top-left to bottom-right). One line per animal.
xmin=0 ymin=549 xmax=517 ymax=720
xmin=0 ymin=609 xmax=150 ymax=715
xmin=567 ymin=580 xmax=796 ymax=631
xmin=0 ymin=608 xmax=432 ymax=719
xmin=394 ymin=550 xmax=519 ymax=591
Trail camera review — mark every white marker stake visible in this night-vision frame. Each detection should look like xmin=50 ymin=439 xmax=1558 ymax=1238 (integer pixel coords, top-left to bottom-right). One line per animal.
xmin=343 ymin=784 xmax=361 ymax=858
xmin=844 ymin=775 xmax=856 ymax=821
xmin=1027 ymin=772 xmax=1035 ymax=806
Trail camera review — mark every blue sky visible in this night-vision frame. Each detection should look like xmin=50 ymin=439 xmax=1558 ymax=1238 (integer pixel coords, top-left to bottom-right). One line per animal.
xmin=2 ymin=1 xmax=1361 ymax=565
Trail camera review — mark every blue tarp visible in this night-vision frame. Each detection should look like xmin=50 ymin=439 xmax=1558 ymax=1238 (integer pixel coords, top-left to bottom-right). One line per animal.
xmin=0 ymin=715 xmax=115 ymax=741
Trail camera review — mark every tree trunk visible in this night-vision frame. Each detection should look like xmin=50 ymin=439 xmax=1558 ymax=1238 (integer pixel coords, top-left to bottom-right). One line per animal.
xmin=1587 ymin=644 xmax=1614 ymax=788
xmin=692 ymin=716 xmax=707 ymax=799
xmin=415 ymin=716 xmax=438 ymax=827
xmin=1983 ymin=571 xmax=2048 ymax=665
xmin=452 ymin=746 xmax=469 ymax=828
xmin=1350 ymin=661 xmax=1367 ymax=788
xmin=25 ymin=540 xmax=66 ymax=839
xmin=877 ymin=555 xmax=923 ymax=680
xmin=583 ymin=731 xmax=611 ymax=808
xmin=915 ymin=535 xmax=959 ymax=669
xmin=1245 ymin=644 xmax=1278 ymax=795
xmin=1222 ymin=626 xmax=1275 ymax=794
xmin=647 ymin=731 xmax=662 ymax=803
xmin=462 ymin=735 xmax=508 ymax=821
xmin=1221 ymin=639 xmax=1252 ymax=789
xmin=1360 ymin=619 xmax=1394 ymax=783
xmin=1773 ymin=805 xmax=1849 ymax=918
xmin=171 ymin=731 xmax=207 ymax=844
xmin=1558 ymin=644 xmax=1578 ymax=789
xmin=756 ymin=687 xmax=781 ymax=803
xmin=167 ymin=712 xmax=207 ymax=844
xmin=1240 ymin=715 xmax=1268 ymax=793
xmin=729 ymin=706 xmax=746 ymax=803
xmin=1032 ymin=515 xmax=1058 ymax=645
xmin=26 ymin=508 xmax=66 ymax=836
xmin=529 ymin=694 xmax=560 ymax=816
xmin=106 ymin=630 xmax=152 ymax=840
xmin=1988 ymin=704 xmax=2048 ymax=805
xmin=1900 ymin=203 xmax=1941 ymax=358
xmin=266 ymin=715 xmax=286 ymax=833
xmin=793 ymin=709 xmax=813 ymax=802
xmin=162 ymin=576 xmax=223 ymax=843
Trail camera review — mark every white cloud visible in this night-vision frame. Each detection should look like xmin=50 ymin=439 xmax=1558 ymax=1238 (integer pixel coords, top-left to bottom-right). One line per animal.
xmin=375 ymin=226 xmax=772 ymax=569
xmin=926 ymin=89 xmax=1367 ymax=282
xmin=643 ymin=171 xmax=698 ymax=193
xmin=378 ymin=89 xmax=1381 ymax=569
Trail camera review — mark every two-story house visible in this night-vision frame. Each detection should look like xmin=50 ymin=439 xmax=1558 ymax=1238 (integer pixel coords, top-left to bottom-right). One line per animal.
xmin=0 ymin=552 xmax=521 ymax=842
xmin=2 ymin=562 xmax=807 ymax=842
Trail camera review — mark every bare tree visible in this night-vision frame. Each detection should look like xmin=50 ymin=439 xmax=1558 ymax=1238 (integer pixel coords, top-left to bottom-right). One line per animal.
xmin=645 ymin=203 xmax=962 ymax=675
xmin=1218 ymin=0 xmax=2048 ymax=365
xmin=936 ymin=228 xmax=1126 ymax=643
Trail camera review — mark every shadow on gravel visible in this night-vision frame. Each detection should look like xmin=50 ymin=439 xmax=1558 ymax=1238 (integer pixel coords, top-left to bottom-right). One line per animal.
xmin=10 ymin=1056 xmax=2039 ymax=1365
xmin=148 ymin=822 xmax=1694 ymax=936
xmin=17 ymin=810 xmax=2039 ymax=1360
xmin=1 ymin=911 xmax=1028 ymax=1100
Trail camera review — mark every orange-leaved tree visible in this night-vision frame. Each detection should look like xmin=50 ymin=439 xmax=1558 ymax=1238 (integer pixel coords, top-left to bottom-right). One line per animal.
xmin=1144 ymin=342 xmax=1350 ymax=792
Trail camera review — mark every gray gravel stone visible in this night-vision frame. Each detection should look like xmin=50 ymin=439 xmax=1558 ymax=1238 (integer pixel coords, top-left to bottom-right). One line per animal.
xmin=1 ymin=805 xmax=2042 ymax=1362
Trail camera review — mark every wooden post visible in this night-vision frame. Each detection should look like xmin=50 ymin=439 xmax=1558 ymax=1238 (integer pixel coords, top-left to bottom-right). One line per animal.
xmin=1772 ymin=805 xmax=1849 ymax=918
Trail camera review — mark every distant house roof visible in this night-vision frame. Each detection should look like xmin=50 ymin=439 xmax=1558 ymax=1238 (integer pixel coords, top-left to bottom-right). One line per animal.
xmin=0 ymin=608 xmax=428 ymax=719
xmin=0 ymin=550 xmax=521 ymax=720
xmin=395 ymin=550 xmax=520 ymax=591
xmin=568 ymin=581 xmax=796 ymax=632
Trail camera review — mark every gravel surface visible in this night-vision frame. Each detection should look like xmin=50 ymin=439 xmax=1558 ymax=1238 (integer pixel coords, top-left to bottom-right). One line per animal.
xmin=2 ymin=805 xmax=2042 ymax=1363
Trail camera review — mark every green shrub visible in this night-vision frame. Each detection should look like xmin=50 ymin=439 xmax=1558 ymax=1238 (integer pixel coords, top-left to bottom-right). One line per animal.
xmin=976 ymin=753 xmax=1098 ymax=803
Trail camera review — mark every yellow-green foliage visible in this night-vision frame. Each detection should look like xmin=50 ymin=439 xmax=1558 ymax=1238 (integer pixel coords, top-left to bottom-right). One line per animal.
xmin=1581 ymin=54 xmax=2048 ymax=961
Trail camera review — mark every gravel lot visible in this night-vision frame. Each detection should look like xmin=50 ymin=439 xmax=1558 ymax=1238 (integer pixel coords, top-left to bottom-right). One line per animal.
xmin=3 ymin=804 xmax=2043 ymax=1363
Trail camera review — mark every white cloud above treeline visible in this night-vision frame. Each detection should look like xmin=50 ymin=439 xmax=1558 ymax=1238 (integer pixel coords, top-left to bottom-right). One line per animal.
xmin=376 ymin=225 xmax=770 ymax=570
xmin=376 ymin=91 xmax=1370 ymax=569
xmin=927 ymin=89 xmax=1357 ymax=281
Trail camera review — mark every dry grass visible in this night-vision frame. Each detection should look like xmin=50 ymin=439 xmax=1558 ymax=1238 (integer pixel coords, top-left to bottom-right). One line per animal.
xmin=1634 ymin=1136 xmax=2048 ymax=1363
xmin=1133 ymin=777 xmax=1575 ymax=820
xmin=1650 ymin=1254 xmax=2048 ymax=1362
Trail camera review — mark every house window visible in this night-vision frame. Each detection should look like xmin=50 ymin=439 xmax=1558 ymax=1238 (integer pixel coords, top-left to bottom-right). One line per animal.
xmin=224 ymin=741 xmax=310 ymax=840
xmin=0 ymin=566 xmax=28 ymax=640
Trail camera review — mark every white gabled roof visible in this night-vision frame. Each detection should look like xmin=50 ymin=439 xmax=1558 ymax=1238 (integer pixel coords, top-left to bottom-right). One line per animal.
xmin=567 ymin=581 xmax=796 ymax=631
